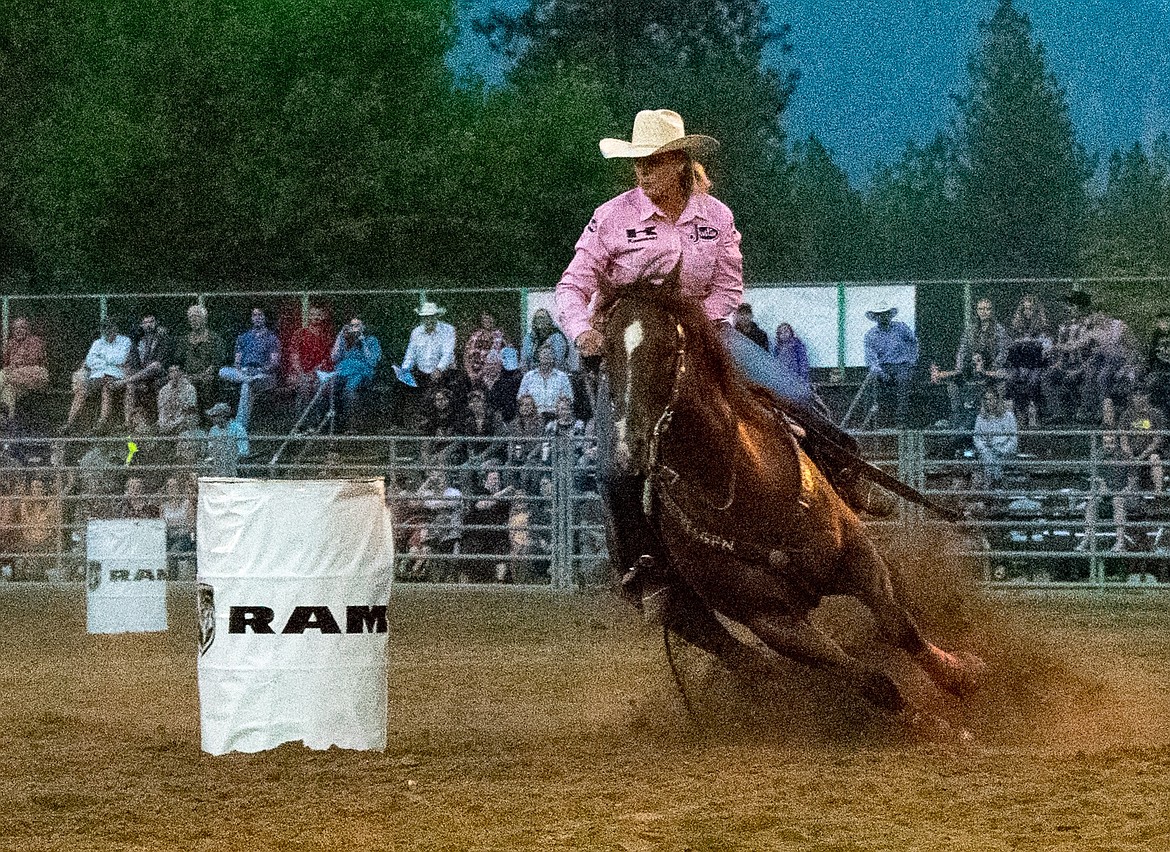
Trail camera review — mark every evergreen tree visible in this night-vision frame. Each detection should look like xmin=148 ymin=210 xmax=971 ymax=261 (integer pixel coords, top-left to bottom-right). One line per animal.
xmin=2 ymin=0 xmax=464 ymax=288
xmin=784 ymin=135 xmax=863 ymax=279
xmin=951 ymin=0 xmax=1090 ymax=277
xmin=475 ymin=0 xmax=800 ymax=278
xmin=862 ymin=134 xmax=960 ymax=278
xmin=1083 ymin=136 xmax=1170 ymax=276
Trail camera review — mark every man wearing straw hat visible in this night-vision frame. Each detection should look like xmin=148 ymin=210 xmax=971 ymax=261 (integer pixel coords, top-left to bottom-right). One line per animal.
xmin=400 ymin=301 xmax=456 ymax=394
xmin=863 ymin=301 xmax=918 ymax=428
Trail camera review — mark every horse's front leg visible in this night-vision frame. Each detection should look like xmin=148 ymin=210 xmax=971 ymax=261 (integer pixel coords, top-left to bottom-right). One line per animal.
xmin=663 ymin=582 xmax=784 ymax=686
xmin=742 ymin=613 xmax=907 ymax=714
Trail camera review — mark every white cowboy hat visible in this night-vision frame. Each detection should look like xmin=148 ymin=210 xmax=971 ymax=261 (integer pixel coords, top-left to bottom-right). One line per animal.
xmin=865 ymin=303 xmax=899 ymax=321
xmin=599 ymin=109 xmax=719 ymax=160
xmin=415 ymin=301 xmax=446 ymax=317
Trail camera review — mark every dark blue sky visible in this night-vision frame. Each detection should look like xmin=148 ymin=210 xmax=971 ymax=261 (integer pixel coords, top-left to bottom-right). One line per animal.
xmin=448 ymin=0 xmax=1170 ymax=182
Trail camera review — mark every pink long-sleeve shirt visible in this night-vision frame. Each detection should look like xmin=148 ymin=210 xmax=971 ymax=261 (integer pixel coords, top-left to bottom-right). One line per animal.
xmin=555 ymin=187 xmax=744 ymax=344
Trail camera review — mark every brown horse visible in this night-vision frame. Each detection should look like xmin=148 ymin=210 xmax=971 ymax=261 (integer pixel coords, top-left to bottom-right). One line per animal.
xmin=599 ymin=283 xmax=985 ymax=722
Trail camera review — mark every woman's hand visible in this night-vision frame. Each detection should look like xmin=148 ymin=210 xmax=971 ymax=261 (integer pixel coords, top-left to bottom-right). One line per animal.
xmin=576 ymin=329 xmax=604 ymax=358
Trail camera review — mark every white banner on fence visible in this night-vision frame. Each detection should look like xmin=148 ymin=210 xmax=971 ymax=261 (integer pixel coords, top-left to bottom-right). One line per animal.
xmin=196 ymin=478 xmax=395 ymax=756
xmin=86 ymin=519 xmax=168 ymax=635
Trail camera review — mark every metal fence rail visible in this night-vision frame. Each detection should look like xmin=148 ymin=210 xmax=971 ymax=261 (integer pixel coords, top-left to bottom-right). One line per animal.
xmin=0 ymin=429 xmax=1167 ymax=590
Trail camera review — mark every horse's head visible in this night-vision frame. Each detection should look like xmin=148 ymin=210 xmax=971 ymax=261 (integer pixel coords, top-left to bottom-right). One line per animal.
xmin=601 ymin=289 xmax=684 ymax=475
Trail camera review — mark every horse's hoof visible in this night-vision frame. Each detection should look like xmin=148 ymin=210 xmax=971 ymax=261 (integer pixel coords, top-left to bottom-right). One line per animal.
xmin=921 ymin=647 xmax=987 ymax=698
xmin=905 ymin=712 xmax=975 ymax=745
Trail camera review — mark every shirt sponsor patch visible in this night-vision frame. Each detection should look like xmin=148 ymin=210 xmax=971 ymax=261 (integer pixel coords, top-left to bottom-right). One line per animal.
xmin=697 ymin=226 xmax=719 ymax=241
xmin=626 ymin=226 xmax=657 ymax=243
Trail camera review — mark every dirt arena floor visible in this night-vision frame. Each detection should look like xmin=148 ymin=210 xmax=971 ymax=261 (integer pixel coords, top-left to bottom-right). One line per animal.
xmin=4 ymin=577 xmax=1170 ymax=852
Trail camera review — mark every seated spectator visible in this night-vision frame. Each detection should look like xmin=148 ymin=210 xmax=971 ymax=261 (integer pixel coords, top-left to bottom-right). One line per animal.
xmin=1118 ymin=388 xmax=1165 ymax=494
xmin=206 ymin=401 xmax=249 ymax=477
xmin=117 ymin=314 xmax=172 ymax=428
xmin=0 ymin=317 xmax=49 ymax=421
xmin=157 ymin=365 xmax=198 ymax=435
xmin=288 ymin=304 xmax=334 ymax=411
xmin=544 ymin=394 xmax=586 ymax=445
xmin=574 ymin=424 xmax=599 ymax=493
xmin=487 ymin=346 xmax=523 ymax=422
xmin=14 ymin=474 xmax=62 ymax=581
xmin=520 ymin=308 xmax=568 ymax=372
xmin=1080 ymin=307 xmax=1140 ymax=424
xmin=771 ymin=323 xmax=809 ymax=388
xmin=1148 ymin=339 xmax=1170 ymax=418
xmin=120 ymin=476 xmax=158 ymax=519
xmin=1004 ymin=294 xmax=1051 ymax=428
xmin=173 ymin=304 xmax=228 ymax=410
xmin=518 ymin=343 xmax=573 ymax=421
xmin=461 ymin=464 xmax=515 ymax=582
xmin=405 ymin=469 xmax=463 ymax=583
xmin=1043 ymin=290 xmax=1096 ymax=424
xmin=463 ymin=310 xmax=509 ymax=393
xmin=62 ymin=319 xmax=132 ymax=434
xmin=734 ymin=304 xmax=769 ymax=351
xmin=863 ymin=303 xmax=918 ymax=428
xmin=325 ymin=316 xmax=382 ymax=434
xmin=972 ymin=389 xmax=1018 ymax=489
xmin=931 ymin=298 xmax=1009 ymax=428
xmin=218 ymin=307 xmax=280 ymax=429
xmin=160 ymin=475 xmax=196 ymax=578
xmin=458 ymin=388 xmax=506 ymax=475
xmin=1092 ymin=431 xmax=1133 ymax=553
xmin=1147 ymin=312 xmax=1170 ymax=372
xmin=503 ymin=393 xmax=545 ymax=487
xmin=400 ymin=302 xmax=456 ymax=393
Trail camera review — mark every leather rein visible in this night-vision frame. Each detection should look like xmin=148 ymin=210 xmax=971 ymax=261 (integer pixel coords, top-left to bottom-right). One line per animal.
xmin=636 ymin=318 xmax=804 ymax=571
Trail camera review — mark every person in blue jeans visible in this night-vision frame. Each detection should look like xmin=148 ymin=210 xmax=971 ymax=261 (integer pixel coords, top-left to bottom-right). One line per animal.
xmin=864 ymin=303 xmax=919 ymax=428
xmin=326 ymin=317 xmax=382 ymax=433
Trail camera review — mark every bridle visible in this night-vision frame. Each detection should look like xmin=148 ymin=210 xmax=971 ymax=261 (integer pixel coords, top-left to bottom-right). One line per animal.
xmin=609 ymin=298 xmax=812 ymax=582
xmin=635 ymin=315 xmax=736 ymax=515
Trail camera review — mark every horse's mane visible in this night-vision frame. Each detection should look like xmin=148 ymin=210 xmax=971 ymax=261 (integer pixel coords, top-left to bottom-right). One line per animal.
xmin=601 ymin=282 xmax=776 ymax=422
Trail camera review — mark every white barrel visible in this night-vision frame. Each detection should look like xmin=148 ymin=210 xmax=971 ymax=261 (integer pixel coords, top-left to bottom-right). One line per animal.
xmin=196 ymin=478 xmax=394 ymax=755
xmin=86 ymin=519 xmax=168 ymax=634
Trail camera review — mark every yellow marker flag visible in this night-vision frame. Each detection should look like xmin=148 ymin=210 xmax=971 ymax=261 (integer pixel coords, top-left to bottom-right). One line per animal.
xmin=125 ymin=441 xmax=138 ymax=467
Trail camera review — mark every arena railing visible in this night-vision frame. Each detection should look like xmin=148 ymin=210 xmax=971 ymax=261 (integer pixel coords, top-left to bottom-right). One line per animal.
xmin=0 ymin=430 xmax=1167 ymax=590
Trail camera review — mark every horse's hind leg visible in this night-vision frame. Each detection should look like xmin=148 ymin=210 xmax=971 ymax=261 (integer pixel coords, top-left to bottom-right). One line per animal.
xmin=664 ymin=583 xmax=782 ymax=685
xmin=841 ymin=535 xmax=985 ymax=698
xmin=743 ymin=614 xmax=908 ymax=713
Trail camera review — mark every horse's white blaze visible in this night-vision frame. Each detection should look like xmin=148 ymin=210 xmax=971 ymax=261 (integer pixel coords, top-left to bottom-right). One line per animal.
xmin=614 ymin=319 xmax=644 ymax=466
xmin=623 ymin=319 xmax=644 ymax=357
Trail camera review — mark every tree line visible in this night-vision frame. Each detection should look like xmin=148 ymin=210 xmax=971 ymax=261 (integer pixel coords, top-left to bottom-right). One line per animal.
xmin=0 ymin=0 xmax=1166 ymax=295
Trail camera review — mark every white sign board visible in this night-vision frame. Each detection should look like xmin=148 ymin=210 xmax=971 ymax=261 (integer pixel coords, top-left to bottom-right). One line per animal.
xmin=742 ymin=286 xmax=840 ymax=367
xmin=196 ymin=478 xmax=395 ymax=756
xmin=528 ymin=284 xmax=917 ymax=368
xmin=86 ymin=519 xmax=168 ymax=634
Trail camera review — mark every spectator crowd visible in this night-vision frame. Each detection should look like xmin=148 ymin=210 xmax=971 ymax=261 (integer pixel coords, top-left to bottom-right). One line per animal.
xmin=0 ymin=287 xmax=1167 ymax=581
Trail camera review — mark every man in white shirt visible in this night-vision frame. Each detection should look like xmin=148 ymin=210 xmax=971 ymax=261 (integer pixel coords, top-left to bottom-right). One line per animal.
xmin=62 ymin=319 xmax=132 ymax=434
xmin=400 ymin=302 xmax=456 ymax=392
xmin=517 ymin=343 xmax=574 ymax=420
